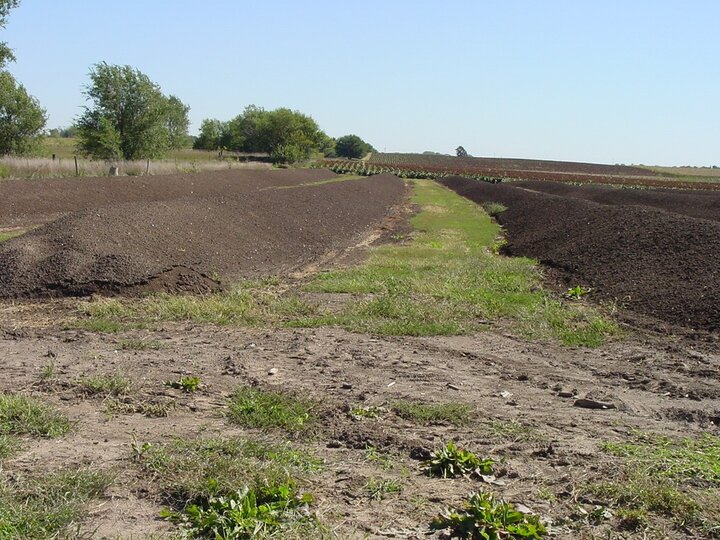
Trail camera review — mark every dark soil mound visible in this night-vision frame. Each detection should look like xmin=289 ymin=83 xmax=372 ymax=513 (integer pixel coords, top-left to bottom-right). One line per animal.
xmin=439 ymin=176 xmax=720 ymax=333
xmin=0 ymin=173 xmax=406 ymax=297
xmin=0 ymin=168 xmax=338 ymax=228
xmin=512 ymin=180 xmax=720 ymax=222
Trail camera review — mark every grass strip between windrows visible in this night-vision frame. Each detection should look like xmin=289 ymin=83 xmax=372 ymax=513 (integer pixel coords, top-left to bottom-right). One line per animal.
xmin=78 ymin=179 xmax=618 ymax=346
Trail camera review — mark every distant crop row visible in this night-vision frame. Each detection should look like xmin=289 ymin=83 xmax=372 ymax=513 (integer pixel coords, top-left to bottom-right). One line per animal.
xmin=317 ymin=154 xmax=720 ymax=191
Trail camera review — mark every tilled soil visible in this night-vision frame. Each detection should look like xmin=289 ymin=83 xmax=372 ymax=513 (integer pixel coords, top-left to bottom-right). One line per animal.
xmin=439 ymin=176 xmax=720 ymax=334
xmin=512 ymin=179 xmax=720 ymax=223
xmin=0 ymin=172 xmax=407 ymax=297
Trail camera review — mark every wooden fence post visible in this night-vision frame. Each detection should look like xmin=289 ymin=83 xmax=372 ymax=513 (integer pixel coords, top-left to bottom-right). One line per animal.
xmin=74 ymin=156 xmax=79 ymax=176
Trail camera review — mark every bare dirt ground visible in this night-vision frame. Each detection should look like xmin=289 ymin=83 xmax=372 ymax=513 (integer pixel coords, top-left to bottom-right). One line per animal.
xmin=1 ymin=171 xmax=719 ymax=538
xmin=1 ymin=317 xmax=718 ymax=538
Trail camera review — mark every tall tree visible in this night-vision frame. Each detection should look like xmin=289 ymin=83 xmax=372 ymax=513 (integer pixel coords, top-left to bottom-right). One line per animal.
xmin=335 ymin=134 xmax=374 ymax=159
xmin=75 ymin=63 xmax=190 ymax=160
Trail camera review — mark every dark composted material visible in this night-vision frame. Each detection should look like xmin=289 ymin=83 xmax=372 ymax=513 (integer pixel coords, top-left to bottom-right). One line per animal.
xmin=0 ymin=172 xmax=406 ymax=297
xmin=439 ymin=176 xmax=720 ymax=333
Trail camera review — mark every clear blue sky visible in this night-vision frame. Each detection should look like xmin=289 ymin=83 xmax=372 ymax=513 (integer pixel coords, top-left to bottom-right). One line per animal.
xmin=4 ymin=1 xmax=719 ymax=166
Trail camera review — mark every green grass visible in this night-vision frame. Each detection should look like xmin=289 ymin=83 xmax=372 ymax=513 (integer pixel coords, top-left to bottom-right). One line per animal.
xmin=603 ymin=432 xmax=720 ymax=485
xmin=0 ymin=434 xmax=19 ymax=459
xmin=391 ymin=400 xmax=473 ymax=426
xmin=0 ymin=230 xmax=25 ymax=243
xmin=587 ymin=432 xmax=720 ymax=535
xmin=0 ymin=394 xmax=72 ymax=438
xmin=365 ymin=477 xmax=402 ymax=500
xmin=0 ymin=468 xmax=112 ymax=539
xmin=293 ymin=180 xmax=618 ymax=345
xmin=75 ymin=373 xmax=133 ymax=397
xmin=227 ymin=387 xmax=316 ymax=432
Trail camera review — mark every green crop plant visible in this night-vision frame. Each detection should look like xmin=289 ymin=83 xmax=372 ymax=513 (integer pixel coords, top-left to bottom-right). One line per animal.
xmin=423 ymin=441 xmax=494 ymax=478
xmin=431 ymin=491 xmax=547 ymax=539
xmin=165 ymin=375 xmax=201 ymax=393
xmin=565 ymin=285 xmax=592 ymax=299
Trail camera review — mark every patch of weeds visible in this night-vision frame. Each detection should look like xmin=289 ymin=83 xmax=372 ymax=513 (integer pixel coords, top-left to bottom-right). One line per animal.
xmin=0 ymin=468 xmax=112 ymax=539
xmin=480 ymin=201 xmax=508 ymax=216
xmin=602 ymin=432 xmax=720 ymax=484
xmin=227 ymin=387 xmax=315 ymax=432
xmin=489 ymin=420 xmax=537 ymax=442
xmin=423 ymin=441 xmax=494 ymax=479
xmin=0 ymin=393 xmax=72 ymax=438
xmin=364 ymin=446 xmax=395 ymax=471
xmin=490 ymin=237 xmax=508 ymax=255
xmin=349 ymin=405 xmax=385 ymax=420
xmin=161 ymin=484 xmax=317 ymax=539
xmin=75 ymin=372 xmax=133 ymax=397
xmin=392 ymin=400 xmax=473 ymax=426
xmin=431 ymin=491 xmax=548 ymax=539
xmin=105 ymin=397 xmax=176 ymax=418
xmin=117 ymin=338 xmax=165 ymax=350
xmin=138 ymin=437 xmax=323 ymax=537
xmin=565 ymin=285 xmax=592 ymax=300
xmin=616 ymin=508 xmax=648 ymax=531
xmin=164 ymin=375 xmax=201 ymax=393
xmin=365 ymin=477 xmax=402 ymax=501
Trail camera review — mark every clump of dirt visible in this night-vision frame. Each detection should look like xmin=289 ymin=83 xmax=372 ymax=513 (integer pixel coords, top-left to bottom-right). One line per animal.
xmin=0 ymin=173 xmax=407 ymax=297
xmin=440 ymin=176 xmax=720 ymax=333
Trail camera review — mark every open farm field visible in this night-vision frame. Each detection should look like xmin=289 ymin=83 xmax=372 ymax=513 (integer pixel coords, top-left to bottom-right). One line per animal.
xmin=324 ymin=153 xmax=720 ymax=190
xmin=0 ymin=170 xmax=719 ymax=539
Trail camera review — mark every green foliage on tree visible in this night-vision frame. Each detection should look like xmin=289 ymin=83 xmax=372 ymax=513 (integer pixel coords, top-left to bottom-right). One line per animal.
xmin=194 ymin=105 xmax=332 ymax=163
xmin=0 ymin=70 xmax=46 ymax=155
xmin=0 ymin=0 xmax=20 ymax=69
xmin=335 ymin=134 xmax=375 ymax=159
xmin=0 ymin=0 xmax=46 ymax=155
xmin=75 ymin=62 xmax=190 ymax=160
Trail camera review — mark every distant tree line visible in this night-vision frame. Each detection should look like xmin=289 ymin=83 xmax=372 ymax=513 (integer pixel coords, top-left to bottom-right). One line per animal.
xmin=193 ymin=109 xmax=374 ymax=163
xmin=0 ymin=1 xmax=375 ymax=164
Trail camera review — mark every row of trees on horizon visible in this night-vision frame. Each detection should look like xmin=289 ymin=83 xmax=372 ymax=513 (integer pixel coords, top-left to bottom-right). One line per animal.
xmin=0 ymin=1 xmax=374 ymax=163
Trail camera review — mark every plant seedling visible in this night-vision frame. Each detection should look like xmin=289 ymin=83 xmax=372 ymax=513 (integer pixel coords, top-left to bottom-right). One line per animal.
xmin=165 ymin=375 xmax=201 ymax=393
xmin=423 ymin=441 xmax=494 ymax=478
xmin=565 ymin=285 xmax=592 ymax=300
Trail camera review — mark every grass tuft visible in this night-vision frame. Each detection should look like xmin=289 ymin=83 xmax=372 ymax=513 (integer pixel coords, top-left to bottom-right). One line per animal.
xmin=76 ymin=372 xmax=133 ymax=397
xmin=227 ymin=387 xmax=315 ymax=432
xmin=0 ymin=394 xmax=72 ymax=438
xmin=392 ymin=400 xmax=473 ymax=426
xmin=0 ymin=468 xmax=112 ymax=539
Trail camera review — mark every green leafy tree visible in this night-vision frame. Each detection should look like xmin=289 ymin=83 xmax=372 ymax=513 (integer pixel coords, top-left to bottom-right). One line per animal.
xmin=193 ymin=119 xmax=228 ymax=150
xmin=75 ymin=62 xmax=190 ymax=160
xmin=196 ymin=106 xmax=328 ymax=163
xmin=335 ymin=134 xmax=375 ymax=159
xmin=0 ymin=71 xmax=46 ymax=155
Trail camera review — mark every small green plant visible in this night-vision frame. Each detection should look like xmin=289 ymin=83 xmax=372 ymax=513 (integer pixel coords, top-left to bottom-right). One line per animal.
xmin=392 ymin=400 xmax=473 ymax=426
xmin=0 ymin=433 xmax=19 ymax=459
xmin=161 ymin=484 xmax=314 ymax=539
xmin=565 ymin=285 xmax=592 ymax=300
xmin=489 ymin=420 xmax=536 ymax=442
xmin=38 ymin=360 xmax=56 ymax=383
xmin=227 ymin=387 xmax=314 ymax=432
xmin=365 ymin=477 xmax=402 ymax=501
xmin=130 ymin=433 xmax=153 ymax=462
xmin=364 ymin=446 xmax=395 ymax=471
xmin=165 ymin=375 xmax=201 ymax=393
xmin=490 ymin=237 xmax=508 ymax=255
xmin=423 ymin=441 xmax=494 ymax=478
xmin=431 ymin=491 xmax=548 ymax=539
xmin=76 ymin=372 xmax=133 ymax=397
xmin=349 ymin=405 xmax=385 ymax=419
